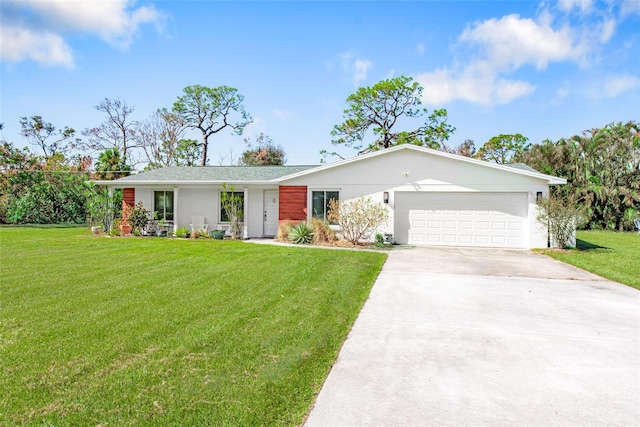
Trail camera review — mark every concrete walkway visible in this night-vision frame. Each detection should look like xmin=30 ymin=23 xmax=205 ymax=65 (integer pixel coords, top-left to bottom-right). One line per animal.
xmin=305 ymin=247 xmax=640 ymax=426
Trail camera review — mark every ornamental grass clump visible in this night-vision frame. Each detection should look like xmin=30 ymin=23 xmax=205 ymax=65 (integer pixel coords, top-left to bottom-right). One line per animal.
xmin=311 ymin=218 xmax=336 ymax=244
xmin=276 ymin=221 xmax=292 ymax=242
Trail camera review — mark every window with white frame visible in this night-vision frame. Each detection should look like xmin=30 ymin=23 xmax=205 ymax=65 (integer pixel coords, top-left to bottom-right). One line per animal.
xmin=311 ymin=190 xmax=339 ymax=223
xmin=154 ymin=191 xmax=174 ymax=221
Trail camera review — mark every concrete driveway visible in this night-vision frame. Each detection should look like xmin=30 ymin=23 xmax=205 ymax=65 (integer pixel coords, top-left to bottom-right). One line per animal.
xmin=305 ymin=247 xmax=640 ymax=426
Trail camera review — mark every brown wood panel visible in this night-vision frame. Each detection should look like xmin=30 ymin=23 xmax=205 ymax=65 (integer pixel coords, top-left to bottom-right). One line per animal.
xmin=123 ymin=188 xmax=135 ymax=207
xmin=279 ymin=185 xmax=307 ymax=221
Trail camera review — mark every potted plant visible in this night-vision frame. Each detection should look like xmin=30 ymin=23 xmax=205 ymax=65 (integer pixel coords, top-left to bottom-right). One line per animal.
xmin=210 ymin=229 xmax=225 ymax=240
xmin=156 ymin=218 xmax=168 ymax=237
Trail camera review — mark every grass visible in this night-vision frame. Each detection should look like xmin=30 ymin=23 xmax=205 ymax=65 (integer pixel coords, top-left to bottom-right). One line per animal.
xmin=542 ymin=230 xmax=640 ymax=290
xmin=0 ymin=227 xmax=387 ymax=426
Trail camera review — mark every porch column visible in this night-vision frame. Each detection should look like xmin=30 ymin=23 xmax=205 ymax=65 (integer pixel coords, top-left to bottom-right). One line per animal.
xmin=243 ymin=187 xmax=248 ymax=239
xmin=173 ymin=187 xmax=179 ymax=233
xmin=107 ymin=187 xmax=114 ymax=233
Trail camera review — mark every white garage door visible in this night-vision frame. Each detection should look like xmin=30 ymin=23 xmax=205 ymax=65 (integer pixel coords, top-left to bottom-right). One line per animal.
xmin=394 ymin=192 xmax=528 ymax=248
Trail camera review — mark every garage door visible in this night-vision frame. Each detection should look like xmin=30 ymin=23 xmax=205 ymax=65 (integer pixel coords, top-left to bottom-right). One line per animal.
xmin=394 ymin=193 xmax=528 ymax=248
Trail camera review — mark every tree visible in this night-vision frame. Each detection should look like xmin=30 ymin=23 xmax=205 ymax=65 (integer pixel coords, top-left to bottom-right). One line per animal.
xmin=95 ymin=148 xmax=131 ymax=180
xmin=83 ymin=98 xmax=138 ymax=164
xmin=327 ymin=197 xmax=389 ymax=244
xmin=174 ymin=139 xmax=201 ymax=166
xmin=442 ymin=139 xmax=476 ymax=157
xmin=138 ymin=109 xmax=188 ymax=169
xmin=172 ymin=85 xmax=253 ymax=166
xmin=20 ymin=115 xmax=77 ymax=159
xmin=239 ymin=133 xmax=286 ymax=166
xmin=330 ymin=76 xmax=455 ymax=155
xmin=220 ymin=183 xmax=244 ymax=239
xmin=536 ymin=191 xmax=586 ymax=249
xmin=521 ymin=121 xmax=639 ymax=231
xmin=476 ymin=134 xmax=530 ymax=164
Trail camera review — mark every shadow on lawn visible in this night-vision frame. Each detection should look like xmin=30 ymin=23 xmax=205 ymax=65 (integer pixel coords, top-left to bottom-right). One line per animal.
xmin=575 ymin=238 xmax=611 ymax=251
xmin=1 ymin=223 xmax=85 ymax=229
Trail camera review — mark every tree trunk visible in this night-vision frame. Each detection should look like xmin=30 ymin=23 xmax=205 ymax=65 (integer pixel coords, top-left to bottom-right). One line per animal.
xmin=200 ymin=133 xmax=208 ymax=166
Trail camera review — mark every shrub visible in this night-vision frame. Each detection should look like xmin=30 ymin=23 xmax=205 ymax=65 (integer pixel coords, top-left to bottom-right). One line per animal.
xmin=128 ymin=202 xmax=150 ymax=234
xmin=537 ymin=191 xmax=586 ymax=249
xmin=288 ymin=221 xmax=314 ymax=244
xmin=328 ymin=197 xmax=389 ymax=245
xmin=175 ymin=226 xmax=190 ymax=238
xmin=276 ymin=221 xmax=292 ymax=242
xmin=311 ymin=218 xmax=336 ymax=244
xmin=190 ymin=229 xmax=209 ymax=239
xmin=111 ymin=219 xmax=122 ymax=236
xmin=221 ymin=183 xmax=244 ymax=239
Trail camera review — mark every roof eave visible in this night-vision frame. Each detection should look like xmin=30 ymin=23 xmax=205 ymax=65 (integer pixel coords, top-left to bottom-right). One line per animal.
xmin=89 ymin=179 xmax=280 ymax=187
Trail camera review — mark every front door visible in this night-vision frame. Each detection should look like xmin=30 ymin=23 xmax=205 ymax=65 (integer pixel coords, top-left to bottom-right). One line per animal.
xmin=263 ymin=190 xmax=279 ymax=236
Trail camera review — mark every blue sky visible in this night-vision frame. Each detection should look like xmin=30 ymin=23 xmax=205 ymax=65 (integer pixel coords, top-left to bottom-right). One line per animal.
xmin=1 ymin=0 xmax=639 ymax=167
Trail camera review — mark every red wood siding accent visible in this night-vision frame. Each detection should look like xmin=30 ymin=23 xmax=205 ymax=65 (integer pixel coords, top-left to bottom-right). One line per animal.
xmin=122 ymin=187 xmax=135 ymax=215
xmin=279 ymin=186 xmax=307 ymax=222
xmin=123 ymin=188 xmax=135 ymax=207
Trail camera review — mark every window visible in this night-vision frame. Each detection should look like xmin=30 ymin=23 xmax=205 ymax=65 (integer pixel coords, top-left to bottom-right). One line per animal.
xmin=154 ymin=191 xmax=174 ymax=221
xmin=312 ymin=190 xmax=339 ymax=223
xmin=220 ymin=191 xmax=244 ymax=222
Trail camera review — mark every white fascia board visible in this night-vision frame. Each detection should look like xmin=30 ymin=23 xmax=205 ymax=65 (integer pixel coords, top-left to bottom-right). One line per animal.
xmin=89 ymin=180 xmax=278 ymax=187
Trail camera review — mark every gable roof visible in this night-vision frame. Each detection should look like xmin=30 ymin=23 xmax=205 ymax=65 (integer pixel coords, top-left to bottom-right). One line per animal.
xmin=277 ymin=145 xmax=567 ymax=185
xmin=94 ymin=165 xmax=317 ymax=186
xmin=93 ymin=145 xmax=566 ymax=187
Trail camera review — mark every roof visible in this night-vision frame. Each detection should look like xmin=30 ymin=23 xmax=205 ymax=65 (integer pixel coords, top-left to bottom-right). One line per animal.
xmin=278 ymin=145 xmax=567 ymax=185
xmin=503 ymin=163 xmax=542 ymax=174
xmin=93 ymin=145 xmax=566 ymax=187
xmin=94 ymin=165 xmax=317 ymax=186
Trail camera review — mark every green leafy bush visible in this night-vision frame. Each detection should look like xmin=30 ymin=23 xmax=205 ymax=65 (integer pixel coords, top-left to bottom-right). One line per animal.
xmin=289 ymin=221 xmax=314 ymax=244
xmin=128 ymin=202 xmax=150 ymax=234
xmin=175 ymin=226 xmax=190 ymax=238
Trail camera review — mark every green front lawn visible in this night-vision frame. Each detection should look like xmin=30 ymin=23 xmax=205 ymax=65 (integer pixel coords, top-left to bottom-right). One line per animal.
xmin=0 ymin=227 xmax=386 ymax=425
xmin=543 ymin=230 xmax=640 ymax=290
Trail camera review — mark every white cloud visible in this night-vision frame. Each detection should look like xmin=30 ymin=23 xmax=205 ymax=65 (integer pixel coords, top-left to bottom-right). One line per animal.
xmin=557 ymin=0 xmax=595 ymax=14
xmin=554 ymin=86 xmax=570 ymax=103
xmin=621 ymin=0 xmax=640 ymax=16
xmin=0 ymin=0 xmax=163 ymax=67
xmin=603 ymin=74 xmax=640 ymax=97
xmin=340 ymin=52 xmax=373 ymax=86
xmin=598 ymin=18 xmax=616 ymax=43
xmin=353 ymin=59 xmax=372 ymax=85
xmin=416 ymin=66 xmax=535 ymax=106
xmin=459 ymin=14 xmax=584 ymax=71
xmin=414 ymin=5 xmax=627 ymax=107
xmin=416 ymin=42 xmax=426 ymax=54
xmin=0 ymin=24 xmax=74 ymax=67
xmin=273 ymin=109 xmax=294 ymax=121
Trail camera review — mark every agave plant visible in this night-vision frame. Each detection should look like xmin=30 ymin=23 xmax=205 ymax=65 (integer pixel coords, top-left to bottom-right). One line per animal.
xmin=288 ymin=221 xmax=314 ymax=244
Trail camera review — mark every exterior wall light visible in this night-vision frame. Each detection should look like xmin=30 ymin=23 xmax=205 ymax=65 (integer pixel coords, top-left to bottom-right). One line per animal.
xmin=383 ymin=191 xmax=389 ymax=204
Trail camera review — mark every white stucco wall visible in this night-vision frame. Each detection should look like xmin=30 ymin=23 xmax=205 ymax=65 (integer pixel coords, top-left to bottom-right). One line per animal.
xmin=133 ymin=185 xmax=276 ymax=238
xmin=281 ymin=148 xmax=555 ymax=248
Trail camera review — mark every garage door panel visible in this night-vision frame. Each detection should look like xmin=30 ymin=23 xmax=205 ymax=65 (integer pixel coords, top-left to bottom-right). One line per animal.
xmin=394 ymin=192 xmax=527 ymax=248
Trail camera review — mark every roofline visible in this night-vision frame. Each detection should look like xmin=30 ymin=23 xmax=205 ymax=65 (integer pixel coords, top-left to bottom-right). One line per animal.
xmin=277 ymin=144 xmax=567 ymax=185
xmin=89 ymin=179 xmax=281 ymax=187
